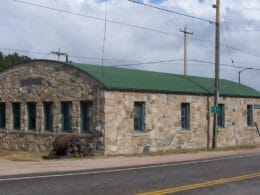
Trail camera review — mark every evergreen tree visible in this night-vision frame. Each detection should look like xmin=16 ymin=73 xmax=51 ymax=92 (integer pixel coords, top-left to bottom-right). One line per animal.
xmin=0 ymin=52 xmax=32 ymax=70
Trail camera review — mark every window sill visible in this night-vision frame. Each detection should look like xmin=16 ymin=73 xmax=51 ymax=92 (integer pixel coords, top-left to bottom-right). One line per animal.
xmin=218 ymin=127 xmax=227 ymax=131
xmin=12 ymin=129 xmax=22 ymax=131
xmin=0 ymin=130 xmax=41 ymax=134
xmin=28 ymin=129 xmax=37 ymax=132
xmin=132 ymin=131 xmax=148 ymax=137
xmin=81 ymin=132 xmax=93 ymax=135
xmin=0 ymin=130 xmax=91 ymax=137
xmin=61 ymin=131 xmax=73 ymax=134
xmin=179 ymin=129 xmax=194 ymax=134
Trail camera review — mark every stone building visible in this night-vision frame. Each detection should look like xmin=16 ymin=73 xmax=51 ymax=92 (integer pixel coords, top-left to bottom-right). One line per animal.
xmin=0 ymin=60 xmax=259 ymax=154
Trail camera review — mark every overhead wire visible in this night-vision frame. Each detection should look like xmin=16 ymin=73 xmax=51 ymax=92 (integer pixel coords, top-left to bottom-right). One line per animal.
xmin=10 ymin=0 xmax=260 ymax=64
xmin=223 ymin=45 xmax=260 ymax=58
xmin=101 ymin=0 xmax=107 ymax=75
xmin=220 ymin=4 xmax=260 ymax=59
xmin=12 ymin=0 xmax=182 ymax=38
xmin=197 ymin=21 xmax=215 ymax=77
xmin=189 ymin=59 xmax=260 ymax=70
xmin=2 ymin=46 xmax=259 ymax=71
xmin=112 ymin=58 xmax=260 ymax=71
xmin=1 ymin=47 xmax=260 ymax=71
xmin=228 ymin=29 xmax=260 ymax=32
xmin=12 ymin=0 xmax=217 ymax=44
xmin=0 ymin=47 xmax=49 ymax=55
xmin=128 ymin=0 xmax=260 ymax=59
xmin=127 ymin=0 xmax=214 ymax=24
xmin=220 ymin=5 xmax=235 ymax=70
xmin=12 ymin=0 xmax=260 ymax=58
xmin=112 ymin=59 xmax=184 ymax=67
xmin=0 ymin=47 xmax=140 ymax=64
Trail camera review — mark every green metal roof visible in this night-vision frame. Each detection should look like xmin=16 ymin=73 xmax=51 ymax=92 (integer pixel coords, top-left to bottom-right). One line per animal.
xmin=68 ymin=62 xmax=260 ymax=98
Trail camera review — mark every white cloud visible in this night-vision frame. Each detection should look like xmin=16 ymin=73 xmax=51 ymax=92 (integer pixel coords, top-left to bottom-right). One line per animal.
xmin=0 ymin=0 xmax=259 ymax=90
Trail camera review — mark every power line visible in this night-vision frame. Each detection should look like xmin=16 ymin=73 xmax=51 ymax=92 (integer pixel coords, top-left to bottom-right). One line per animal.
xmin=228 ymin=29 xmax=260 ymax=32
xmin=113 ymin=58 xmax=260 ymax=71
xmin=127 ymin=0 xmax=260 ymax=58
xmin=2 ymin=46 xmax=260 ymax=71
xmin=128 ymin=0 xmax=214 ymax=24
xmin=51 ymin=49 xmax=68 ymax=62
xmin=189 ymin=38 xmax=260 ymax=59
xmin=0 ymin=47 xmax=49 ymax=55
xmin=224 ymin=45 xmax=260 ymax=58
xmin=101 ymin=0 xmax=108 ymax=74
xmin=112 ymin=59 xmax=184 ymax=67
xmin=12 ymin=0 xmax=182 ymax=38
xmin=190 ymin=59 xmax=260 ymax=70
xmin=220 ymin=7 xmax=235 ymax=66
xmin=0 ymin=47 xmax=140 ymax=63
xmin=12 ymin=0 xmax=217 ymax=44
xmin=13 ymin=0 xmax=260 ymax=59
xmin=69 ymin=55 xmax=139 ymax=63
xmin=219 ymin=4 xmax=260 ymax=59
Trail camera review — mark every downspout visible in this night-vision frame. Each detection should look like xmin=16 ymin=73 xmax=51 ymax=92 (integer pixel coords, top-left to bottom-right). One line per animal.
xmin=207 ymin=95 xmax=210 ymax=149
xmin=102 ymin=89 xmax=106 ymax=154
xmin=97 ymin=86 xmax=105 ymax=154
xmin=177 ymin=75 xmax=212 ymax=150
xmin=97 ymin=86 xmax=100 ymax=130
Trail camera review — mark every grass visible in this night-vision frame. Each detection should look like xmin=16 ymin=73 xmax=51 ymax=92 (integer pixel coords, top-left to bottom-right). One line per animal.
xmin=105 ymin=145 xmax=257 ymax=158
xmin=0 ymin=149 xmax=48 ymax=161
xmin=0 ymin=145 xmax=256 ymax=161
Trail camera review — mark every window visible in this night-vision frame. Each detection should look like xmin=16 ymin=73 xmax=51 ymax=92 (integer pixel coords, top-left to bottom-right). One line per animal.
xmin=247 ymin=105 xmax=253 ymax=127
xmin=134 ymin=102 xmax=145 ymax=132
xmin=44 ymin=102 xmax=53 ymax=131
xmin=181 ymin=103 xmax=190 ymax=130
xmin=218 ymin=104 xmax=225 ymax=128
xmin=61 ymin=102 xmax=72 ymax=132
xmin=0 ymin=103 xmax=6 ymax=129
xmin=80 ymin=101 xmax=93 ymax=134
xmin=27 ymin=102 xmax=36 ymax=131
xmin=12 ymin=103 xmax=21 ymax=130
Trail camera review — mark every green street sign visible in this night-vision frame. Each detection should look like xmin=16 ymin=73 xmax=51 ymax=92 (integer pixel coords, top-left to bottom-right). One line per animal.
xmin=211 ymin=106 xmax=220 ymax=113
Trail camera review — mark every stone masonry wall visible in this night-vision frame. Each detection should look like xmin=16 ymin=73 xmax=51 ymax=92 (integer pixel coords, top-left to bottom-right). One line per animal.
xmin=0 ymin=60 xmax=259 ymax=154
xmin=104 ymin=91 xmax=260 ymax=154
xmin=0 ymin=61 xmax=105 ymax=152
xmin=215 ymin=97 xmax=260 ymax=147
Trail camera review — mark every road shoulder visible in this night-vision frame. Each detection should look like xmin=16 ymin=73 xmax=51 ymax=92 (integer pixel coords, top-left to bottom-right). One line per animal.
xmin=0 ymin=147 xmax=260 ymax=176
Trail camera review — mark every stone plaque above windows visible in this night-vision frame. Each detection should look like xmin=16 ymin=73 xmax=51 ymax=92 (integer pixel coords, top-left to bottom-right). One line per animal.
xmin=20 ymin=77 xmax=43 ymax=86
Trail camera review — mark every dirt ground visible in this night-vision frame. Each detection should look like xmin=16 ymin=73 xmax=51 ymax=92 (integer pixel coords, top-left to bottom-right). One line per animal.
xmin=0 ymin=146 xmax=260 ymax=176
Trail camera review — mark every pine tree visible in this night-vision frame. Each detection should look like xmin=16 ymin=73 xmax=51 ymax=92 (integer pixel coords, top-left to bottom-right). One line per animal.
xmin=0 ymin=52 xmax=32 ymax=70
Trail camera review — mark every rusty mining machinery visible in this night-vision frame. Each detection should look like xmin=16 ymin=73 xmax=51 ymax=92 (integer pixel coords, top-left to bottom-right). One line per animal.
xmin=48 ymin=131 xmax=104 ymax=158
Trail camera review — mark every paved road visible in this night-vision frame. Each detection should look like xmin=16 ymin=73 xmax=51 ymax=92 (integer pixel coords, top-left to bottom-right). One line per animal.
xmin=0 ymin=154 xmax=259 ymax=195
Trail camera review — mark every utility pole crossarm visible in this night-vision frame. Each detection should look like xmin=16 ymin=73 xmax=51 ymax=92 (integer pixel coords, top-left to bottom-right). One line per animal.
xmin=51 ymin=49 xmax=69 ymax=63
xmin=180 ymin=25 xmax=193 ymax=75
xmin=180 ymin=28 xmax=194 ymax=35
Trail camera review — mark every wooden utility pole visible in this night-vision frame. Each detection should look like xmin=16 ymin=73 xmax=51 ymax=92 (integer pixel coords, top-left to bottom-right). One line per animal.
xmin=51 ymin=49 xmax=69 ymax=62
xmin=212 ymin=0 xmax=220 ymax=149
xmin=180 ymin=25 xmax=193 ymax=75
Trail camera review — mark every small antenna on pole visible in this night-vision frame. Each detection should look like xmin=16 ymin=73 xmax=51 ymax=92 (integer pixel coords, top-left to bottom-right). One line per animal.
xmin=51 ymin=49 xmax=69 ymax=63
